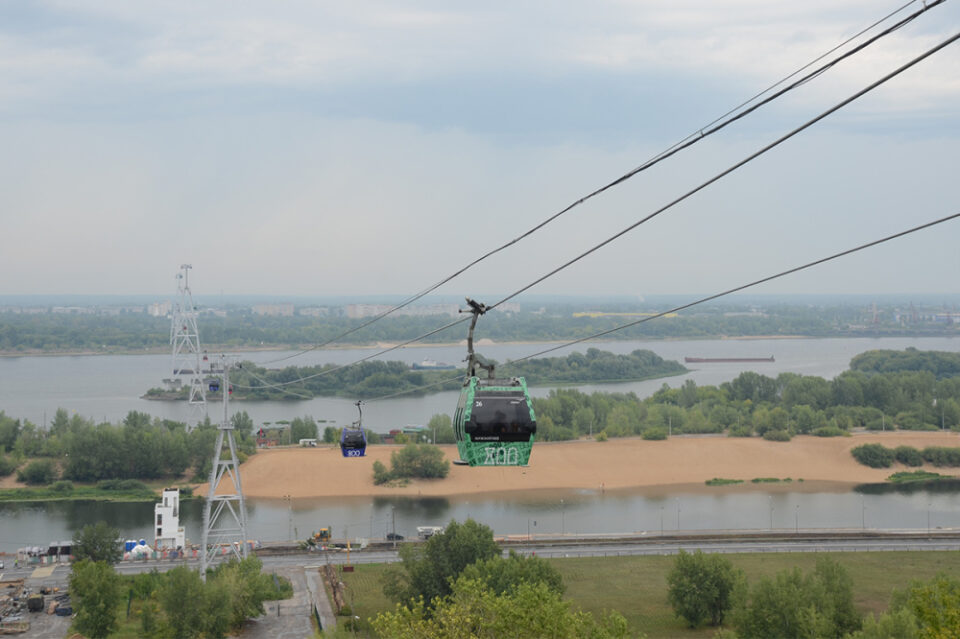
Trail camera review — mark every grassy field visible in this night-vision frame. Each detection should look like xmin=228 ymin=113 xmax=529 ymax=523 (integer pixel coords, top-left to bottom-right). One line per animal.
xmin=0 ymin=478 xmax=194 ymax=502
xmin=335 ymin=551 xmax=960 ymax=638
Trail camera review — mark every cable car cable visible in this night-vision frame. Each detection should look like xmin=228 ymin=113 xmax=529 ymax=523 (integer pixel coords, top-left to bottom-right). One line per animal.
xmin=235 ymin=29 xmax=959 ymax=394
xmin=354 ymin=209 xmax=960 ymax=404
xmin=254 ymin=0 xmax=937 ymax=367
xmin=482 ymin=30 xmax=960 ymax=314
xmin=230 ymin=315 xmax=471 ymax=391
xmin=502 ymin=210 xmax=960 ymax=368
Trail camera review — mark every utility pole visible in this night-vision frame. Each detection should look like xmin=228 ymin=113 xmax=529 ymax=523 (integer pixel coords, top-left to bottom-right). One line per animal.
xmin=200 ymin=357 xmax=248 ymax=579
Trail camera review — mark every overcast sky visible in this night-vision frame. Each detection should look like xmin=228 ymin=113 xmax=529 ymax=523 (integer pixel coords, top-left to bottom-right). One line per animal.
xmin=2 ymin=1 xmax=958 ymax=300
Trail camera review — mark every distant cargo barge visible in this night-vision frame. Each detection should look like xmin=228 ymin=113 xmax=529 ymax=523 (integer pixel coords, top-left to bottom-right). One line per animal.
xmin=411 ymin=359 xmax=457 ymax=370
xmin=684 ymin=356 xmax=775 ymax=363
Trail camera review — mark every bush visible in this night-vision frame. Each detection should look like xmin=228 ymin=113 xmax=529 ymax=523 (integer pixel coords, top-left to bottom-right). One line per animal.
xmin=894 ymin=445 xmax=924 ymax=467
xmin=17 ymin=459 xmax=58 ymax=485
xmin=390 ymin=444 xmax=449 ymax=479
xmin=51 ymin=480 xmax=74 ymax=493
xmin=762 ymin=430 xmax=791 ymax=442
xmin=921 ymin=446 xmax=960 ymax=467
xmin=97 ymin=479 xmax=149 ymax=491
xmin=851 ymin=444 xmax=894 ymax=468
xmin=372 ymin=460 xmax=393 ymax=485
xmin=548 ymin=426 xmax=576 ymax=441
xmin=642 ymin=427 xmax=668 ymax=440
xmin=812 ymin=426 xmax=848 ymax=437
xmin=727 ymin=424 xmax=753 ymax=437
xmin=0 ymin=455 xmax=16 ymax=477
xmin=595 ymin=431 xmax=608 ymax=442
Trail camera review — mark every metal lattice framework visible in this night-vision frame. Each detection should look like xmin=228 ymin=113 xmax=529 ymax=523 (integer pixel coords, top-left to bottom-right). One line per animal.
xmin=170 ymin=264 xmax=206 ymax=414
xmin=200 ymin=358 xmax=249 ymax=578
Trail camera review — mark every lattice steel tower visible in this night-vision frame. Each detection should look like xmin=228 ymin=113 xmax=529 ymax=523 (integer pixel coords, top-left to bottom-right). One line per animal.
xmin=200 ymin=357 xmax=249 ymax=578
xmin=170 ymin=264 xmax=206 ymax=413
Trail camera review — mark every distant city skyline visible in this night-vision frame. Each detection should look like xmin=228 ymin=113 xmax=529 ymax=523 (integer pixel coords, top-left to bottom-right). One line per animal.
xmin=1 ymin=1 xmax=958 ymax=298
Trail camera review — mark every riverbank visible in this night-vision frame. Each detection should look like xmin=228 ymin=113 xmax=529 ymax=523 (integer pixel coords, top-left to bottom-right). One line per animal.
xmin=202 ymin=431 xmax=960 ymax=499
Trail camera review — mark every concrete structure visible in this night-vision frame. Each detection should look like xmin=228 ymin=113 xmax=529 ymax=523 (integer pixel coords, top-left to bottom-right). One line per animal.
xmin=155 ymin=488 xmax=186 ymax=550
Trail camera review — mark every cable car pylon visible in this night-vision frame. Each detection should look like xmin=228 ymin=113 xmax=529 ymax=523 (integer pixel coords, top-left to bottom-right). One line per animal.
xmin=200 ymin=355 xmax=248 ymax=579
xmin=168 ymin=264 xmax=206 ymax=427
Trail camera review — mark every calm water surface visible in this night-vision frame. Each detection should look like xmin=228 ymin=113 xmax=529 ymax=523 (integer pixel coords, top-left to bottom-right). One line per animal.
xmin=2 ymin=486 xmax=958 ymax=554
xmin=3 ymin=337 xmax=960 ymax=554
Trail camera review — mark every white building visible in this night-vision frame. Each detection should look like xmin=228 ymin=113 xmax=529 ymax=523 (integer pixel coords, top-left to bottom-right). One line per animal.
xmin=155 ymin=488 xmax=186 ymax=550
xmin=148 ymin=301 xmax=173 ymax=317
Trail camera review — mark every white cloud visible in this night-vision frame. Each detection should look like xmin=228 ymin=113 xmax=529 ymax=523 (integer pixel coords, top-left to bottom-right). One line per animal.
xmin=1 ymin=1 xmax=958 ymax=296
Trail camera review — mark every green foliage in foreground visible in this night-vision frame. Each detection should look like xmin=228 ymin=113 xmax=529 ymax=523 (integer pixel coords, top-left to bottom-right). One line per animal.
xmin=667 ymin=550 xmax=743 ymax=628
xmin=342 ymin=551 xmax=960 ymax=638
xmin=459 ymin=550 xmax=565 ymax=597
xmin=115 ymin=557 xmax=291 ymax=639
xmin=70 ymin=560 xmax=123 ymax=639
xmin=732 ymin=558 xmax=860 ymax=639
xmin=373 ymin=578 xmax=632 ymax=639
xmin=383 ymin=519 xmax=500 ymax=607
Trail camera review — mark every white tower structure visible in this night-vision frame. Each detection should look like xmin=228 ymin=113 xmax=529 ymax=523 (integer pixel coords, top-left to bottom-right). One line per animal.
xmin=170 ymin=264 xmax=206 ymax=413
xmin=155 ymin=488 xmax=186 ymax=550
xmin=201 ymin=357 xmax=249 ymax=577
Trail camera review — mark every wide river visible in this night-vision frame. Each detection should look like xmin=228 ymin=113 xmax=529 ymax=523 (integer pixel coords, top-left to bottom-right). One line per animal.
xmin=2 ymin=336 xmax=960 ymax=553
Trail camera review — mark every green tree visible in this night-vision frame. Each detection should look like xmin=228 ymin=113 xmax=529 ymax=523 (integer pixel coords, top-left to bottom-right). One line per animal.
xmin=459 ymin=550 xmax=564 ymax=596
xmin=322 ymin=426 xmax=339 ymax=443
xmin=667 ymin=549 xmax=743 ymax=627
xmin=161 ymin=566 xmax=207 ymax=639
xmin=73 ymin=521 xmax=122 ymax=564
xmin=0 ymin=412 xmax=21 ymax=452
xmin=69 ymin=559 xmax=123 ymax=639
xmin=733 ymin=558 xmax=860 ymax=639
xmin=16 ymin=458 xmax=57 ymax=484
xmin=209 ymin=557 xmax=278 ymax=632
xmin=0 ymin=454 xmax=16 ymax=477
xmin=429 ymin=414 xmax=456 ymax=444
xmin=383 ymin=518 xmax=500 ymax=606
xmin=290 ymin=416 xmax=318 ymax=442
xmin=907 ymin=573 xmax=960 ymax=639
xmin=374 ymin=578 xmax=631 ymax=639
xmin=846 ymin=609 xmax=919 ymax=639
xmin=391 ymin=443 xmax=450 ymax=479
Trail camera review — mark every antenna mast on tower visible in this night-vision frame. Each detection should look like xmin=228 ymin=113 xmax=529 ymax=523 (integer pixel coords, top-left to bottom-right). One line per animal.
xmin=170 ymin=264 xmax=206 ymax=416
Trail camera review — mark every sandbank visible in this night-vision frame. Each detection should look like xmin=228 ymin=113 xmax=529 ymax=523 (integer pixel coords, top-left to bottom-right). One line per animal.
xmin=200 ymin=431 xmax=960 ymax=500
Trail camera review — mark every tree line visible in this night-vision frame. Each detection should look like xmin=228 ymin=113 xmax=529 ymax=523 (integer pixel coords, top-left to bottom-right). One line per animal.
xmin=4 ymin=304 xmax=957 ymax=354
xmin=69 ymin=520 xmax=291 ymax=639
xmin=531 ymin=349 xmax=960 ymax=441
xmin=374 ymin=518 xmax=628 ymax=638
xmin=667 ymin=549 xmax=960 ymax=638
xmin=152 ymin=348 xmax=686 ymax=401
xmin=0 ymin=409 xmax=264 ymax=487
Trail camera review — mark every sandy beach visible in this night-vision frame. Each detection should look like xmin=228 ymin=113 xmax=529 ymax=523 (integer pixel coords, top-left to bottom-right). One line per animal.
xmin=202 ymin=431 xmax=960 ymax=499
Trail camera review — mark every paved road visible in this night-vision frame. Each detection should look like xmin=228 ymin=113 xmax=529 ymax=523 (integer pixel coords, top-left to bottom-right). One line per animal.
xmin=12 ymin=532 xmax=960 ymax=637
